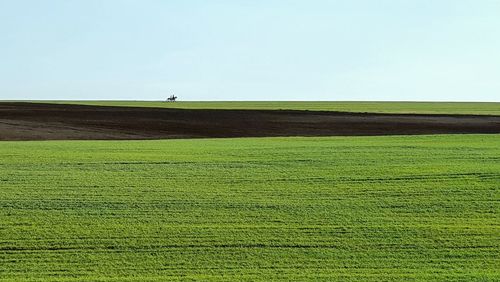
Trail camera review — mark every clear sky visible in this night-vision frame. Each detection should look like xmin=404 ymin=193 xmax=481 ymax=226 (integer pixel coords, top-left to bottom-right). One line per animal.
xmin=1 ymin=0 xmax=499 ymax=101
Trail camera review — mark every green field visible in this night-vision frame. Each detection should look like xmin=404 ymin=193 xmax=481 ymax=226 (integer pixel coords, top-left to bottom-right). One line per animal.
xmin=32 ymin=100 xmax=500 ymax=115
xmin=1 ymin=135 xmax=499 ymax=281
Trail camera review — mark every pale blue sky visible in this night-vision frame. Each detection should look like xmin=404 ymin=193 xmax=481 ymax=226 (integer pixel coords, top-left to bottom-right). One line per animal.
xmin=1 ymin=0 xmax=499 ymax=101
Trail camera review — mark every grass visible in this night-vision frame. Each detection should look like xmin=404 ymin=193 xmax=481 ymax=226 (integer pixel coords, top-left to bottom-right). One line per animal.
xmin=0 ymin=134 xmax=499 ymax=281
xmin=28 ymin=100 xmax=500 ymax=115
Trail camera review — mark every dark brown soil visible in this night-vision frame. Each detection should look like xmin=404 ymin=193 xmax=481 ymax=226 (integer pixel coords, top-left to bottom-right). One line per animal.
xmin=1 ymin=102 xmax=499 ymax=141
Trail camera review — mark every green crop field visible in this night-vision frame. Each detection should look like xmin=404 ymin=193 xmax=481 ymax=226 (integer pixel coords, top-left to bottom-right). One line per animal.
xmin=29 ymin=100 xmax=500 ymax=115
xmin=1 ymin=134 xmax=499 ymax=281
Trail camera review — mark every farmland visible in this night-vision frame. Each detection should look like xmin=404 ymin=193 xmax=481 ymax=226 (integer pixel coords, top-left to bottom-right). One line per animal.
xmin=1 ymin=134 xmax=499 ymax=281
xmin=33 ymin=101 xmax=500 ymax=115
xmin=2 ymin=102 xmax=500 ymax=141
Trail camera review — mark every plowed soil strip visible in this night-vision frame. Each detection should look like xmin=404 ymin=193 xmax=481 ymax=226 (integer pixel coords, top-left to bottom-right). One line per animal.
xmin=1 ymin=102 xmax=499 ymax=140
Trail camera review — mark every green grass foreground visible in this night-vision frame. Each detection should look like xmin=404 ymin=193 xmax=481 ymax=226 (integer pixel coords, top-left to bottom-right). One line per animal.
xmin=35 ymin=100 xmax=500 ymax=115
xmin=1 ymin=135 xmax=499 ymax=281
